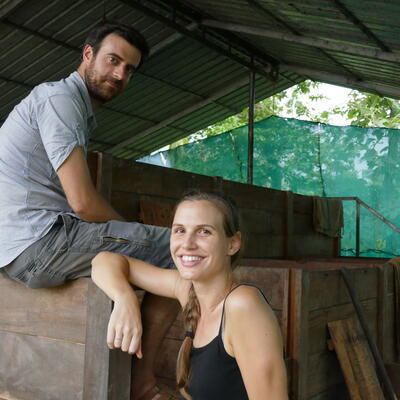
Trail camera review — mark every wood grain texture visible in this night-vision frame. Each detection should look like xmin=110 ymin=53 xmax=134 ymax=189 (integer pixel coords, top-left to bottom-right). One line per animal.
xmin=328 ymin=317 xmax=385 ymax=400
xmin=0 ymin=274 xmax=87 ymax=342
xmin=83 ymin=280 xmax=132 ymax=400
xmin=0 ymin=331 xmax=84 ymax=400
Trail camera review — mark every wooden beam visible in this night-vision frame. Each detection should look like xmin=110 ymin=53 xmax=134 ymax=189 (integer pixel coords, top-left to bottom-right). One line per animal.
xmin=328 ymin=317 xmax=385 ymax=400
xmin=202 ymin=20 xmax=400 ymax=64
xmin=280 ymin=63 xmax=400 ymax=99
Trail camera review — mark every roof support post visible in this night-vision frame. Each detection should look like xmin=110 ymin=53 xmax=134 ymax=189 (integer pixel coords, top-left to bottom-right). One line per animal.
xmin=247 ymin=69 xmax=256 ymax=184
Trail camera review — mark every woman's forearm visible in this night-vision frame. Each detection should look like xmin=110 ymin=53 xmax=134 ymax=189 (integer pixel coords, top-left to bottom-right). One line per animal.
xmin=92 ymin=251 xmax=134 ymax=300
xmin=91 ymin=251 xmax=143 ymax=355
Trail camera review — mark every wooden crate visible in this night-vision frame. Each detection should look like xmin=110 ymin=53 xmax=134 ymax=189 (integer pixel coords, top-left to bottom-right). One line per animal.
xmin=0 ymin=273 xmax=131 ymax=400
xmin=2 ymin=153 xmax=391 ymax=399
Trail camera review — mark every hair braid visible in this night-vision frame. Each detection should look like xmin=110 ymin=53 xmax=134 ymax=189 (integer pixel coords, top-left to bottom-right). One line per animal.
xmin=176 ymin=283 xmax=201 ymax=399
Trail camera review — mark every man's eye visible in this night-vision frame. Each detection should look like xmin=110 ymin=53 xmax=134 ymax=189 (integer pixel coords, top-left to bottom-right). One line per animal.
xmin=173 ymin=228 xmax=185 ymax=234
xmin=199 ymin=228 xmax=210 ymax=235
xmin=107 ymin=56 xmax=117 ymax=63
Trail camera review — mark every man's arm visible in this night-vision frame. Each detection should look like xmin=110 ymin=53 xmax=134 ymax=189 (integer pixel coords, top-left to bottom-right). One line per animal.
xmin=57 ymin=146 xmax=123 ymax=222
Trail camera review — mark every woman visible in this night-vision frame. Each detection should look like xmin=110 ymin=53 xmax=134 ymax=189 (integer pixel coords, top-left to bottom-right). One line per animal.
xmin=92 ymin=191 xmax=288 ymax=400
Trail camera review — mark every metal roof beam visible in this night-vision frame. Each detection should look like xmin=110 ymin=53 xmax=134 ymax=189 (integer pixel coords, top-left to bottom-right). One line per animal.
xmin=149 ymin=22 xmax=197 ymax=56
xmin=1 ymin=19 xmax=238 ymax=115
xmin=119 ymin=0 xmax=277 ymax=81
xmin=0 ymin=0 xmax=27 ymax=19
xmin=333 ymin=0 xmax=391 ymax=52
xmin=160 ymin=0 xmax=280 ymax=66
xmin=246 ymin=0 xmax=298 ymax=35
xmin=202 ymin=20 xmax=400 ymax=64
xmin=281 ymin=63 xmax=400 ymax=99
xmin=106 ymin=75 xmax=251 ymax=153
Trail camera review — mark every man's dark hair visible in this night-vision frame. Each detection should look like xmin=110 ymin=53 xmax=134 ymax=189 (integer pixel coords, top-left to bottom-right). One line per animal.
xmin=83 ymin=20 xmax=149 ymax=69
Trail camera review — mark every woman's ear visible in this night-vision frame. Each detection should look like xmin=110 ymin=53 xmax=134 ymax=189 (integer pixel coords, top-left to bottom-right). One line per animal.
xmin=227 ymin=231 xmax=241 ymax=256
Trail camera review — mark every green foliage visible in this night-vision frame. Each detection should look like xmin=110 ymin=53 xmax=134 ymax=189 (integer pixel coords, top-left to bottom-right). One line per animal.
xmin=156 ymin=80 xmax=400 ymax=257
xmin=333 ymin=91 xmax=400 ymax=128
xmin=169 ymin=80 xmax=328 ymax=149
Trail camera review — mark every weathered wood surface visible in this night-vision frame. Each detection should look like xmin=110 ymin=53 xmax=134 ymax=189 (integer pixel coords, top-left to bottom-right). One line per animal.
xmin=328 ymin=318 xmax=385 ymax=400
xmin=0 ymin=274 xmax=87 ymax=342
xmin=109 ymin=156 xmax=338 ymax=259
xmin=83 ymin=281 xmax=132 ymax=400
xmin=0 ymin=330 xmax=84 ymax=400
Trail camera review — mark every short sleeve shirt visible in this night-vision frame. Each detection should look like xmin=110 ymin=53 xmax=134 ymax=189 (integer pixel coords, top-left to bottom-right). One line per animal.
xmin=0 ymin=72 xmax=97 ymax=267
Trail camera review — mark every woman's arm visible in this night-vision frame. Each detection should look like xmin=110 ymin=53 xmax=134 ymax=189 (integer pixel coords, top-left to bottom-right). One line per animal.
xmin=224 ymin=286 xmax=288 ymax=400
xmin=91 ymin=251 xmax=189 ymax=356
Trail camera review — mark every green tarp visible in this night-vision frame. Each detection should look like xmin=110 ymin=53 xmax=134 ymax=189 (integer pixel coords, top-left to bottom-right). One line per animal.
xmin=139 ymin=116 xmax=400 ymax=258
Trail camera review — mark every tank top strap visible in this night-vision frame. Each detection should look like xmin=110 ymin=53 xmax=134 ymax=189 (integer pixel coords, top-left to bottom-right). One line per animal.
xmin=218 ymin=283 xmax=269 ymax=334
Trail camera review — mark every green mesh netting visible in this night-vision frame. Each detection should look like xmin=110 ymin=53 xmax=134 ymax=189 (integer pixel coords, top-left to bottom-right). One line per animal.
xmin=139 ymin=116 xmax=400 ymax=258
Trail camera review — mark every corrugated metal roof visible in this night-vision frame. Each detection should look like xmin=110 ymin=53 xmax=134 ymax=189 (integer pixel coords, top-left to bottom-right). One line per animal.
xmin=1 ymin=0 xmax=399 ymax=160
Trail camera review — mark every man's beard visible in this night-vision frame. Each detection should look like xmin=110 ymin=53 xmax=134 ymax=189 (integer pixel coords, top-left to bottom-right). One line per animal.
xmin=84 ymin=63 xmax=122 ymax=104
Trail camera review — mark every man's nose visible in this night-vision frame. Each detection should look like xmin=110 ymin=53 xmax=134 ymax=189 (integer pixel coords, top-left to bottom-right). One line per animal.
xmin=112 ymin=65 xmax=128 ymax=82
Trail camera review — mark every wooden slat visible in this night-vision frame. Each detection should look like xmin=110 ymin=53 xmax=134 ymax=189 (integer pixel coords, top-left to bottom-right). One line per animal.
xmin=287 ymin=268 xmax=310 ymax=399
xmin=82 ymin=277 xmax=132 ymax=400
xmin=0 ymin=274 xmax=87 ymax=342
xmin=139 ymin=200 xmax=174 ymax=227
xmin=308 ymin=268 xmax=378 ymax=311
xmin=328 ymin=317 xmax=385 ymax=400
xmin=0 ymin=331 xmax=84 ymax=400
xmin=307 ymin=351 xmax=347 ymax=398
xmin=308 ymin=299 xmax=377 ymax=355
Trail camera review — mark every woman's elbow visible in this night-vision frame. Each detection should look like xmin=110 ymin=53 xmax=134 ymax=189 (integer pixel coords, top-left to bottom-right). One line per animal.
xmin=91 ymin=252 xmax=112 ymax=277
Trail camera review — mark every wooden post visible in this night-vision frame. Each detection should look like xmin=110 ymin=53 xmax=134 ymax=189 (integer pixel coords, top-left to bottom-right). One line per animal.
xmin=82 ymin=282 xmax=132 ymax=400
xmin=376 ymin=265 xmax=388 ymax=358
xmin=83 ymin=152 xmax=132 ymax=399
xmin=288 ymin=269 xmax=310 ymax=399
xmin=284 ymin=191 xmax=294 ymax=258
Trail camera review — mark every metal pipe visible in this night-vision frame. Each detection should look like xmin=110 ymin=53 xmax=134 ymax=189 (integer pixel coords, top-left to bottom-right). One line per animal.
xmin=202 ymin=20 xmax=400 ymax=64
xmin=356 ymin=200 xmax=360 ymax=257
xmin=247 ymin=70 xmax=255 ymax=184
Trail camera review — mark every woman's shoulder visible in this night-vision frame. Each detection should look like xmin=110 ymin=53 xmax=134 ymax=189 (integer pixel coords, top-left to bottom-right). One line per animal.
xmin=224 ymin=284 xmax=271 ymax=315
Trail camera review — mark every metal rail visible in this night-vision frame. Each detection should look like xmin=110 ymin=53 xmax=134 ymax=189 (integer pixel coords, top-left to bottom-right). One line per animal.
xmin=326 ymin=196 xmax=400 ymax=257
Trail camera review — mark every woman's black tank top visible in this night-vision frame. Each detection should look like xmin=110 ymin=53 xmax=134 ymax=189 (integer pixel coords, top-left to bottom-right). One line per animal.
xmin=186 ymin=284 xmax=268 ymax=400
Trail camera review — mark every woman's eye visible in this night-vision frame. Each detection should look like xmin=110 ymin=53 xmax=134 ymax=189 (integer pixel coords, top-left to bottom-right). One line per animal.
xmin=173 ymin=228 xmax=185 ymax=234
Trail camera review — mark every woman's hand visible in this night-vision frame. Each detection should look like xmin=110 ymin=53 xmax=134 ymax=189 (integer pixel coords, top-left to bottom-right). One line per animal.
xmin=107 ymin=291 xmax=143 ymax=358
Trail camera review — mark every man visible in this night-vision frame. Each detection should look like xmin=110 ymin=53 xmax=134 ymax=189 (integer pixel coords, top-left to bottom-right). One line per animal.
xmin=0 ymin=21 xmax=178 ymax=400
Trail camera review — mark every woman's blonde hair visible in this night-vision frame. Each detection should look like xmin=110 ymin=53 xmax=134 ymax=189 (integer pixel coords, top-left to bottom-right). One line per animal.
xmin=174 ymin=191 xmax=242 ymax=399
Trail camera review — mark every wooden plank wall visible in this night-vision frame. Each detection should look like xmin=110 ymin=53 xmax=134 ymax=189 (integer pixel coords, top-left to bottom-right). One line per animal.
xmin=0 ymin=273 xmax=88 ymax=400
xmin=294 ymin=265 xmax=395 ymax=400
xmin=109 ymin=157 xmax=337 ymax=259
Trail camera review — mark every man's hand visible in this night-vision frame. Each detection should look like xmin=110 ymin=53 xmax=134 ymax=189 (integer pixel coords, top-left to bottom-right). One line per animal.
xmin=107 ymin=292 xmax=143 ymax=358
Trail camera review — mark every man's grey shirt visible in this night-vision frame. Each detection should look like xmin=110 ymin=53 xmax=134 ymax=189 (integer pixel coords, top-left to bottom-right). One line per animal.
xmin=0 ymin=72 xmax=97 ymax=267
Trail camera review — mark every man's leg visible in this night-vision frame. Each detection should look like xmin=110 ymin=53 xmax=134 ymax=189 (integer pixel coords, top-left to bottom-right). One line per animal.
xmin=131 ymin=293 xmax=180 ymax=399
